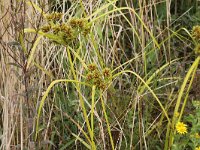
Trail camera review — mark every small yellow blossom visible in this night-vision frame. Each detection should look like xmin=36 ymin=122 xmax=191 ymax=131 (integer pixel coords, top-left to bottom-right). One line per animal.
xmin=175 ymin=122 xmax=187 ymax=134
xmin=175 ymin=112 xmax=179 ymax=117
xmin=195 ymin=133 xmax=200 ymax=139
xmin=195 ymin=146 xmax=200 ymax=150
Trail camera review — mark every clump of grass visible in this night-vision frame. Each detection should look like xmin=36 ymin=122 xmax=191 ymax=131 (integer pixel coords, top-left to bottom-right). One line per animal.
xmin=1 ymin=0 xmax=200 ymax=150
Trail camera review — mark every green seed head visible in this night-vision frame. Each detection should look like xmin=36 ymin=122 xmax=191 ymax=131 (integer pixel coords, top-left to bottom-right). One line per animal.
xmin=92 ymin=70 xmax=101 ymax=79
xmin=46 ymin=12 xmax=63 ymax=22
xmin=41 ymin=25 xmax=51 ymax=32
xmin=192 ymin=26 xmax=200 ymax=42
xmin=86 ymin=73 xmax=93 ymax=81
xmin=69 ymin=18 xmax=85 ymax=29
xmin=102 ymin=67 xmax=111 ymax=78
xmin=93 ymin=78 xmax=102 ymax=87
xmin=99 ymin=82 xmax=106 ymax=90
xmin=60 ymin=23 xmax=74 ymax=37
xmin=52 ymin=25 xmax=61 ymax=34
xmin=88 ymin=63 xmax=97 ymax=72
xmin=83 ymin=24 xmax=91 ymax=36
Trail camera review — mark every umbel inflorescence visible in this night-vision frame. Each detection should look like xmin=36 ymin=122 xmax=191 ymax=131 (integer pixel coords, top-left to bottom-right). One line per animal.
xmin=40 ymin=12 xmax=91 ymax=45
xmin=86 ymin=63 xmax=112 ymax=90
xmin=192 ymin=25 xmax=200 ymax=55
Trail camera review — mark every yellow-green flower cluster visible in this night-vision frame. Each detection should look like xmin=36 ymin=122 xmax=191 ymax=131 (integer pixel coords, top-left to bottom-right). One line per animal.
xmin=192 ymin=26 xmax=200 ymax=55
xmin=40 ymin=24 xmax=51 ymax=32
xmin=46 ymin=12 xmax=63 ymax=22
xmin=175 ymin=112 xmax=179 ymax=118
xmin=195 ymin=133 xmax=200 ymax=139
xmin=40 ymin=12 xmax=91 ymax=44
xmin=192 ymin=26 xmax=200 ymax=42
xmin=69 ymin=18 xmax=85 ymax=29
xmin=68 ymin=18 xmax=91 ymax=36
xmin=86 ymin=63 xmax=112 ymax=90
xmin=191 ymin=133 xmax=200 ymax=139
xmin=175 ymin=122 xmax=188 ymax=134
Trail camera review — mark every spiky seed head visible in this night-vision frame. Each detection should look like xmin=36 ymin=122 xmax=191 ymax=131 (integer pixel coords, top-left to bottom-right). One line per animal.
xmin=52 ymin=25 xmax=61 ymax=34
xmin=102 ymin=67 xmax=111 ymax=78
xmin=86 ymin=73 xmax=93 ymax=81
xmin=192 ymin=26 xmax=200 ymax=42
xmin=92 ymin=70 xmax=101 ymax=79
xmin=41 ymin=25 xmax=51 ymax=32
xmin=99 ymin=82 xmax=106 ymax=90
xmin=88 ymin=63 xmax=97 ymax=72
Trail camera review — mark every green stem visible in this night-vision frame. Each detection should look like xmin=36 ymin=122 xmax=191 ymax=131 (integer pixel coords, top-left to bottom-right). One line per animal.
xmin=100 ymin=92 xmax=115 ymax=150
xmin=168 ymin=56 xmax=200 ymax=148
xmin=66 ymin=47 xmax=96 ymax=150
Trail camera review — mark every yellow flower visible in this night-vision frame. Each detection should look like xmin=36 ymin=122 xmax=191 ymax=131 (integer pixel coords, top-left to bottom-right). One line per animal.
xmin=175 ymin=112 xmax=179 ymax=117
xmin=175 ymin=122 xmax=187 ymax=134
xmin=195 ymin=133 xmax=200 ymax=139
xmin=195 ymin=146 xmax=200 ymax=150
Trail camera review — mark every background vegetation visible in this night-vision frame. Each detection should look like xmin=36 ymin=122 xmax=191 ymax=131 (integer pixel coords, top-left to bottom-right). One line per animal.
xmin=0 ymin=0 xmax=200 ymax=149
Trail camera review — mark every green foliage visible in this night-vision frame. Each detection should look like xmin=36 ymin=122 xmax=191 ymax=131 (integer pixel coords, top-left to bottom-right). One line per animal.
xmin=172 ymin=101 xmax=200 ymax=150
xmin=1 ymin=0 xmax=200 ymax=150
